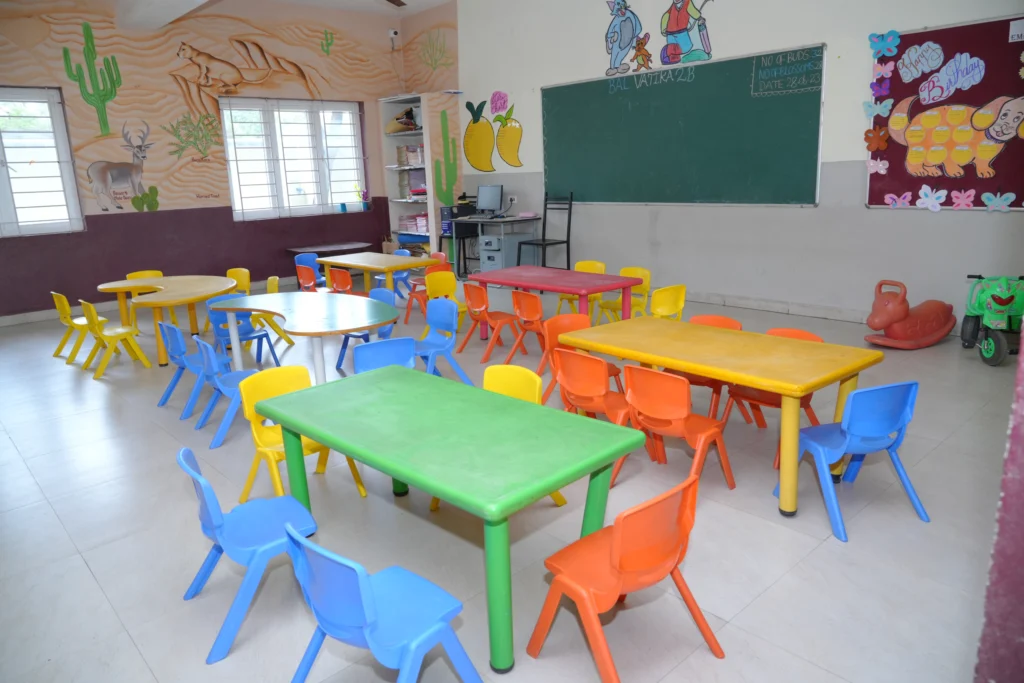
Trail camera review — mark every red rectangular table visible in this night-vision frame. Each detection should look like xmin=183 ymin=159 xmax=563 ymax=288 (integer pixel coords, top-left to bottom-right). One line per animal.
xmin=469 ymin=266 xmax=645 ymax=318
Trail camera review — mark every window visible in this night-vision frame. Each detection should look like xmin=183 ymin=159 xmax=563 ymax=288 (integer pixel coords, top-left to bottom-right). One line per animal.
xmin=0 ymin=87 xmax=82 ymax=237
xmin=220 ymin=98 xmax=367 ymax=221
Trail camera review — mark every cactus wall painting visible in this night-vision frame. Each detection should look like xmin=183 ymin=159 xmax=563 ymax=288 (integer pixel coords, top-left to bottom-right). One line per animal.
xmin=434 ymin=109 xmax=458 ymax=206
xmin=321 ymin=29 xmax=334 ymax=56
xmin=62 ymin=22 xmax=121 ymax=136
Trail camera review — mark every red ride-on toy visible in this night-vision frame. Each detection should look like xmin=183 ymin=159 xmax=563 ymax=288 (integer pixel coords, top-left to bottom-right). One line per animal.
xmin=865 ymin=280 xmax=956 ymax=350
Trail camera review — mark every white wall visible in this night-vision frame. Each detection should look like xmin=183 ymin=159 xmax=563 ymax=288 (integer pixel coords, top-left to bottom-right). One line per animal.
xmin=457 ymin=0 xmax=1024 ymax=321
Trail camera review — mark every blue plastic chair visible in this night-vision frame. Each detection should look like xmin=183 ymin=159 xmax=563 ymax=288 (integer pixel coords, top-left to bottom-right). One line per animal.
xmin=294 ymin=253 xmax=326 ymax=288
xmin=284 ymin=524 xmax=483 ymax=683
xmin=353 ymin=337 xmax=417 ymax=375
xmin=157 ymin=322 xmax=229 ymax=414
xmin=205 ymin=294 xmax=281 ymax=367
xmin=774 ymin=381 xmax=929 ymax=542
xmin=177 ymin=448 xmax=317 ymax=665
xmin=415 ymin=298 xmax=473 ymax=385
xmin=375 ymin=248 xmax=412 ymax=299
xmin=336 ymin=288 xmax=399 ymax=371
xmin=193 ymin=336 xmax=258 ymax=449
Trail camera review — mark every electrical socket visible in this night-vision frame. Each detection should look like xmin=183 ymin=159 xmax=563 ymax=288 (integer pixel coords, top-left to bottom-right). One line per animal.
xmin=508 ymin=196 xmax=517 ymax=204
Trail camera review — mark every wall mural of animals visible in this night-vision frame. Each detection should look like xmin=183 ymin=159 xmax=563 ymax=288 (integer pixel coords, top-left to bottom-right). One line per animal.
xmin=631 ymin=33 xmax=653 ymax=71
xmin=605 ymin=1 xmax=642 ymax=77
xmin=87 ymin=121 xmax=153 ymax=211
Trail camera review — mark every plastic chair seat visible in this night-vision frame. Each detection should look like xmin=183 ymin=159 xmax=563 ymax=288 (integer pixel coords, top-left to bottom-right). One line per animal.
xmin=215 ymin=370 xmax=256 ymax=392
xmin=567 ymin=389 xmax=630 ymax=424
xmin=543 ymin=527 xmax=620 ymax=604
xmin=220 ymin=496 xmax=316 ymax=563
xmin=103 ymin=324 xmax=139 ymax=337
xmin=639 ymin=412 xmax=721 ymax=438
xmin=259 ymin=432 xmax=326 ymax=456
xmin=800 ymin=422 xmax=894 ymax=458
xmin=368 ymin=566 xmax=464 ymax=658
xmin=71 ymin=314 xmax=107 ymax=328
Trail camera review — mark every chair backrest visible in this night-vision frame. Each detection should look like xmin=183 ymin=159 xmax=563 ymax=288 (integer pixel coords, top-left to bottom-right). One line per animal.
xmin=353 ymin=337 xmax=416 ymax=374
xmin=127 ymin=269 xmax=163 ymax=298
xmin=842 ymin=381 xmax=918 ymax=441
xmin=425 ymin=297 xmax=459 ymax=338
xmin=329 ymin=269 xmax=354 ymax=294
xmin=226 ymin=267 xmax=251 ymax=295
xmin=574 ymin=260 xmax=605 ymax=275
xmin=177 ymin=447 xmax=225 ymax=539
xmin=51 ymin=291 xmax=73 ymax=325
xmin=192 ymin=335 xmax=225 ymax=379
xmin=554 ymin=348 xmax=611 ymax=402
xmin=624 ymin=365 xmax=692 ymax=422
xmin=689 ymin=314 xmax=742 ymax=330
xmin=294 ymin=253 xmax=320 ymax=274
xmin=296 ymin=265 xmax=319 ymax=292
xmin=158 ymin=322 xmax=189 ymax=367
xmin=393 ymin=248 xmax=411 ymax=277
xmin=512 ymin=290 xmax=544 ymax=323
xmin=542 ymin=313 xmax=591 ymax=355
xmin=650 ymin=284 xmax=686 ymax=320
xmin=766 ymin=327 xmax=823 ymax=343
xmin=429 ymin=251 xmax=448 ymax=263
xmin=267 ymin=276 xmax=280 ymax=294
xmin=483 ymin=365 xmax=542 ymax=403
xmin=425 ymin=270 xmax=457 ymax=300
xmin=611 ymin=474 xmax=699 ymax=582
xmin=239 ymin=366 xmax=312 ymax=447
xmin=463 ymin=282 xmax=489 ymax=316
xmin=368 ymin=288 xmax=396 ymax=339
xmin=542 ymin=192 xmax=574 ymax=243
xmin=78 ymin=300 xmax=105 ymax=336
xmin=620 ymin=267 xmax=652 ymax=298
xmin=426 ymin=263 xmax=452 ymax=276
xmin=205 ymin=293 xmax=252 ymax=333
xmin=285 ymin=524 xmax=375 ymax=640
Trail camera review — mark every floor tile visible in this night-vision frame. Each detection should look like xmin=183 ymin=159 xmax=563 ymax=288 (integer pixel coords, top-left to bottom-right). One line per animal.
xmin=10 ymin=631 xmax=156 ymax=683
xmin=0 ymin=458 xmax=46 ymax=512
xmin=0 ymin=501 xmax=78 ymax=580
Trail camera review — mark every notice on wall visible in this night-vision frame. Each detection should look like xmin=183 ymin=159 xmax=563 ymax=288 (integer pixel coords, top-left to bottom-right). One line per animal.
xmin=1010 ymin=18 xmax=1024 ymax=42
xmin=751 ymin=46 xmax=824 ymax=97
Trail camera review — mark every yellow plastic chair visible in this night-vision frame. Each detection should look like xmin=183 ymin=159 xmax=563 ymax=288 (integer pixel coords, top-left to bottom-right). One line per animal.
xmin=127 ymin=270 xmax=178 ymax=330
xmin=555 ymin=261 xmax=606 ymax=317
xmin=238 ymin=366 xmax=366 ymax=503
xmin=79 ymin=299 xmax=151 ymax=379
xmin=597 ymin=266 xmax=652 ymax=323
xmin=52 ymin=291 xmax=109 ymax=365
xmin=252 ymin=276 xmax=295 ymax=345
xmin=204 ymin=267 xmax=250 ymax=333
xmin=421 ymin=270 xmax=467 ymax=339
xmin=650 ymin=284 xmax=687 ymax=321
xmin=429 ymin=365 xmax=567 ymax=512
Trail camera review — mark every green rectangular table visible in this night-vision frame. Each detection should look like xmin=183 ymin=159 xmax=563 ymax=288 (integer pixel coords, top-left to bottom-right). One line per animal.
xmin=255 ymin=366 xmax=645 ymax=674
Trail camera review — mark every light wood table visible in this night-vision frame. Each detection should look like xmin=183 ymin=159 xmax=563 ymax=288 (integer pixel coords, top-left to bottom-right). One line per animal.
xmin=317 ymin=252 xmax=441 ymax=293
xmin=559 ymin=317 xmax=885 ymax=517
xmin=97 ymin=275 xmax=237 ymax=366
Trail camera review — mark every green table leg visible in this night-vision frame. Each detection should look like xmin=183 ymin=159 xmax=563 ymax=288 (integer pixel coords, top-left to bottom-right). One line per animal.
xmin=581 ymin=463 xmax=613 ymax=537
xmin=283 ymin=427 xmax=311 ymax=511
xmin=484 ymin=518 xmax=514 ymax=673
xmin=392 ymin=479 xmax=409 ymax=496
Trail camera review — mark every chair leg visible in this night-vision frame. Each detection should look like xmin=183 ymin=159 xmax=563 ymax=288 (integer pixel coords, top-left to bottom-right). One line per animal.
xmin=610 ymin=454 xmax=629 ymax=487
xmin=669 ymin=568 xmax=725 ymax=659
xmin=430 ymin=496 xmax=441 ymax=511
xmin=335 ymin=336 xmax=352 ymax=370
xmin=750 ymin=404 xmax=768 ymax=429
xmin=395 ymin=642 xmax=428 ymax=683
xmin=456 ymin=319 xmax=480 ymax=354
xmin=255 ymin=336 xmax=263 ymax=364
xmin=184 ymin=544 xmax=224 ymax=600
xmin=81 ymin=337 xmax=104 ymax=370
xmin=444 ymin=352 xmax=474 ymax=385
xmin=266 ymin=455 xmax=286 ymax=497
xmin=53 ymin=327 xmax=74 ymax=357
xmin=481 ymin=325 xmax=504 ymax=363
xmin=542 ymin=378 xmax=558 ymax=405
xmin=504 ymin=328 xmax=529 ymax=364
xmin=239 ymin=454 xmax=262 ymax=503
xmin=536 ymin=349 xmax=550 ymax=375
xmin=120 ymin=338 xmax=139 ymax=361
xmin=734 ymin=399 xmax=754 ymax=425
xmin=438 ymin=624 xmax=484 ymax=683
xmin=812 ymin=451 xmax=848 ymax=542
xmin=707 ymin=387 xmax=722 ymax=420
xmin=92 ymin=343 xmax=118 ymax=380
xmin=65 ymin=329 xmax=88 ymax=365
xmin=291 ymin=627 xmax=326 ymax=683
xmin=196 ymin=390 xmax=222 ymax=430
xmin=265 ymin=335 xmax=281 ymax=366
xmin=266 ymin=318 xmax=294 ymax=345
xmin=577 ymin=596 xmax=620 ymax=683
xmin=841 ymin=453 xmax=866 ymax=483
xmin=314 ymin=448 xmax=330 ymax=474
xmin=125 ymin=336 xmax=151 ymax=368
xmin=527 ymin=581 xmax=565 ymax=658
xmin=345 ymin=456 xmax=367 ymax=497
xmin=611 ymin=372 xmax=624 ymax=394
xmin=715 ymin=434 xmax=736 ymax=489
xmin=158 ymin=367 xmax=186 ymax=407
xmin=888 ymin=448 xmax=930 ymax=523
xmin=206 ymin=554 xmax=270 ymax=664
xmin=804 ymin=404 xmax=821 ymax=426
xmin=181 ymin=375 xmax=207 ymax=420
xmin=209 ymin=393 xmax=242 ymax=448
xmin=549 ymin=490 xmax=567 ymax=506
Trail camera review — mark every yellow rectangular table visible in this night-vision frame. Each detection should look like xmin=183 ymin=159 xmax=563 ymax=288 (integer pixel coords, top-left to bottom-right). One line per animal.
xmin=317 ymin=252 xmax=440 ymax=293
xmin=559 ymin=317 xmax=885 ymax=516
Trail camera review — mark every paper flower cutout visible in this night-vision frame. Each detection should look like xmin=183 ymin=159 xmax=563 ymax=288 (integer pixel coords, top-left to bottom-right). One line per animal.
xmin=884 ymin=192 xmax=911 ymax=208
xmin=863 ymin=98 xmax=894 ymax=119
xmin=951 ymin=189 xmax=975 ymax=209
xmin=867 ymin=159 xmax=889 ymax=175
xmin=869 ymin=31 xmax=901 ymax=59
xmin=870 ymin=79 xmax=891 ymax=98
xmin=982 ymin=192 xmax=1017 ymax=212
xmin=916 ymin=184 xmax=947 ymax=212
xmin=874 ymin=61 xmax=895 ymax=79
xmin=865 ymin=126 xmax=890 ymax=152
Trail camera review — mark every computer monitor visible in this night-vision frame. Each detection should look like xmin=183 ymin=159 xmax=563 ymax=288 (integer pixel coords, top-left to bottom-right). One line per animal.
xmin=476 ymin=185 xmax=503 ymax=214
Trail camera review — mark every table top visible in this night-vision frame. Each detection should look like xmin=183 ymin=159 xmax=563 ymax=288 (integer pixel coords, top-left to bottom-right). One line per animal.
xmin=286 ymin=242 xmax=371 ymax=255
xmin=97 ymin=275 xmax=237 ymax=307
xmin=452 ymin=216 xmax=541 ymax=223
xmin=560 ymin=317 xmax=885 ymax=397
xmin=317 ymin=252 xmax=441 ymax=272
xmin=256 ymin=366 xmax=645 ymax=521
xmin=210 ymin=292 xmax=397 ymax=337
xmin=470 ymin=266 xmax=644 ymax=295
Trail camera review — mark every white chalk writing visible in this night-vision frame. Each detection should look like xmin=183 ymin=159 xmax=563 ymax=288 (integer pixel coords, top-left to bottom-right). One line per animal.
xmin=751 ymin=47 xmax=823 ymax=96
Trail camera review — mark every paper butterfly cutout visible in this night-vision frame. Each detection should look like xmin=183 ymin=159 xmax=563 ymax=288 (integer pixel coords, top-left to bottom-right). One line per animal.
xmin=884 ymin=192 xmax=911 ymax=208
xmin=874 ymin=61 xmax=895 ymax=79
xmin=870 ymin=79 xmax=891 ymax=98
xmin=951 ymin=189 xmax=976 ymax=210
xmin=916 ymin=184 xmax=947 ymax=212
xmin=869 ymin=31 xmax=901 ymax=59
xmin=864 ymin=126 xmax=890 ymax=152
xmin=863 ymin=98 xmax=894 ymax=119
xmin=982 ymin=192 xmax=1017 ymax=212
xmin=867 ymin=159 xmax=889 ymax=175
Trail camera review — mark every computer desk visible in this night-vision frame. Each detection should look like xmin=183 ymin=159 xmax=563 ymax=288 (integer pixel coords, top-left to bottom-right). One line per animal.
xmin=448 ymin=216 xmax=541 ymax=278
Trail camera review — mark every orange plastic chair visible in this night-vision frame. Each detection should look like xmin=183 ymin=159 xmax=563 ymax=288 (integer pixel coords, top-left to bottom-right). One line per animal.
xmin=296 ymin=265 xmax=327 ymax=292
xmin=669 ymin=314 xmax=744 ymax=420
xmin=404 ymin=263 xmax=452 ymax=324
xmin=623 ymin=365 xmax=736 ymax=490
xmin=456 ymin=282 xmax=519 ymax=363
xmin=540 ymin=314 xmax=623 ymax=404
xmin=688 ymin=314 xmax=742 ymax=330
xmin=554 ymin=349 xmax=630 ymax=428
xmin=527 ymin=472 xmax=724 ymax=682
xmin=328 ymin=268 xmax=368 ymax=296
xmin=505 ymin=290 xmax=545 ymax=365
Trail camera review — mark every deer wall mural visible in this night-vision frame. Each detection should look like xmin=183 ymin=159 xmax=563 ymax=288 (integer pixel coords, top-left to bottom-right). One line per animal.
xmin=87 ymin=121 xmax=153 ymax=211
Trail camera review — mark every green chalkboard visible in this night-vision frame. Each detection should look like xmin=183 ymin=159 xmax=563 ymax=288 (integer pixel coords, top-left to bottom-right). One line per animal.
xmin=542 ymin=45 xmax=825 ymax=205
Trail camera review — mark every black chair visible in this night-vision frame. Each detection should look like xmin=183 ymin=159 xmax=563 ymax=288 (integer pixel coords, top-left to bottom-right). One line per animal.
xmin=517 ymin=192 xmax=573 ymax=269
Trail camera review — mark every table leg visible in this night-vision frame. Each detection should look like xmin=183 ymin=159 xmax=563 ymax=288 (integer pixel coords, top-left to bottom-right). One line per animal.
xmin=226 ymin=311 xmax=244 ymax=372
xmin=362 ymin=269 xmax=372 ymax=293
xmin=484 ymin=518 xmax=515 ymax=673
xmin=621 ymin=286 xmax=633 ymax=320
xmin=778 ymin=395 xmax=801 ymax=516
xmin=283 ymin=427 xmax=311 ymax=510
xmin=392 ymin=479 xmax=409 ymax=496
xmin=310 ymin=337 xmax=326 ymax=385
xmin=323 ymin=265 xmax=332 ymax=290
xmin=581 ymin=292 xmax=591 ymax=320
xmin=187 ymin=304 xmax=199 ymax=335
xmin=581 ymin=463 xmax=613 ymax=537
xmin=116 ymin=292 xmax=130 ymax=326
xmin=830 ymin=375 xmax=860 ymax=478
xmin=152 ymin=307 xmax=168 ymax=367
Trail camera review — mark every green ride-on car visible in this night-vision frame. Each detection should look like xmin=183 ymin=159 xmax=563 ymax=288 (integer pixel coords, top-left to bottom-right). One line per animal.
xmin=961 ymin=274 xmax=1024 ymax=366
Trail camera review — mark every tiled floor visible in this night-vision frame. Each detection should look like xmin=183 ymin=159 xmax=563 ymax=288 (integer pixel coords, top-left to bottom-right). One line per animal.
xmin=0 ymin=288 xmax=1011 ymax=683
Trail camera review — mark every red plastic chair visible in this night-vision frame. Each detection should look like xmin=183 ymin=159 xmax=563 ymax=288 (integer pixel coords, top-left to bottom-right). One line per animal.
xmin=328 ymin=268 xmax=368 ymax=296
xmin=541 ymin=314 xmax=623 ymax=404
xmin=554 ymin=349 xmax=629 ymax=427
xmin=404 ymin=263 xmax=452 ymax=323
xmin=456 ymin=282 xmax=519 ymax=363
xmin=505 ymin=290 xmax=545 ymax=365
xmin=527 ymin=473 xmax=724 ymax=682
xmin=671 ymin=314 xmax=745 ymax=420
xmin=296 ymin=265 xmax=325 ymax=292
xmin=623 ymin=365 xmax=736 ymax=489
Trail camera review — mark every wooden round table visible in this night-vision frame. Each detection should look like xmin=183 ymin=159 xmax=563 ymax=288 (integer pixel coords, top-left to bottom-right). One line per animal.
xmin=97 ymin=275 xmax=237 ymax=366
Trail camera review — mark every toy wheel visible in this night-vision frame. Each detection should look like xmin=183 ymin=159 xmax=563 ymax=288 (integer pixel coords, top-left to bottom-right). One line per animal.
xmin=979 ymin=330 xmax=1008 ymax=366
xmin=960 ymin=315 xmax=979 ymax=348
